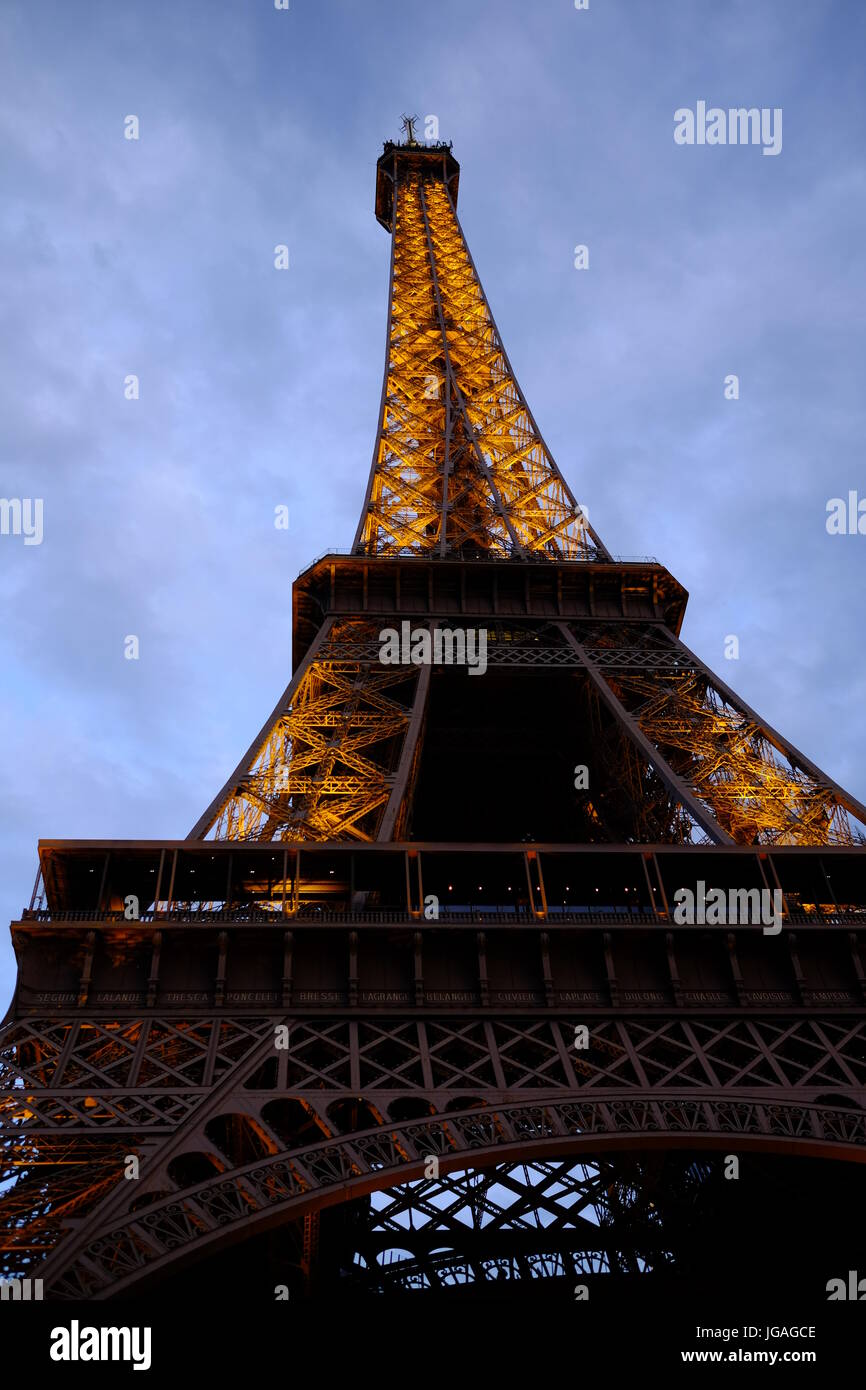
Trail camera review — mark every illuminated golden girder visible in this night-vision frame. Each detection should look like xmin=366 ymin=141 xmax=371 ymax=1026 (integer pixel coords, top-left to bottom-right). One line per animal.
xmin=610 ymin=670 xmax=865 ymax=846
xmin=356 ymin=166 xmax=606 ymax=560
xmin=210 ymin=620 xmax=417 ymax=843
xmin=0 ymin=1138 xmax=127 ymax=1258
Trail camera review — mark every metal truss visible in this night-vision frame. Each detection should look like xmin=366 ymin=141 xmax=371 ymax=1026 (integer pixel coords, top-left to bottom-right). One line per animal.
xmin=354 ymin=157 xmax=606 ymax=560
xmin=193 ymin=619 xmax=426 ymax=843
xmin=566 ymin=622 xmax=866 ymax=847
xmin=8 ymin=1011 xmax=866 ymax=1123
xmin=31 ymin=1091 xmax=866 ymax=1300
xmin=580 ymin=679 xmax=702 ymax=843
xmin=348 ymin=1157 xmax=677 ymax=1290
xmin=195 ymin=608 xmax=866 ymax=849
xmin=6 ymin=1007 xmax=865 ymax=1291
xmin=0 ymin=1014 xmax=273 ymax=1271
xmin=281 ymin=622 xmax=583 ymax=669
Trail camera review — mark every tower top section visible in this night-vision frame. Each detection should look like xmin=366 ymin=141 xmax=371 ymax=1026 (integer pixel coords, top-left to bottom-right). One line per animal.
xmin=360 ymin=128 xmax=605 ymax=561
xmin=375 ymin=136 xmax=460 ymax=231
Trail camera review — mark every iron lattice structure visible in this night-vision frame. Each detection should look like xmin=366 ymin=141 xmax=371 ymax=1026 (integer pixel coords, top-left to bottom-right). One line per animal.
xmin=190 ymin=139 xmax=866 ymax=852
xmin=356 ymin=155 xmax=605 ymax=562
xmin=2 ymin=132 xmax=866 ymax=1302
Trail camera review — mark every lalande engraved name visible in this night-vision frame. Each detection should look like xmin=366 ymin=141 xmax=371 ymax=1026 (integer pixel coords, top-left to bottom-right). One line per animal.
xmin=379 ymin=621 xmax=488 ymax=675
xmin=673 ymin=882 xmax=783 ymax=935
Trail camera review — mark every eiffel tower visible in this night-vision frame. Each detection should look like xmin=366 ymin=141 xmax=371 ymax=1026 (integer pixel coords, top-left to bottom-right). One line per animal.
xmin=3 ymin=124 xmax=866 ymax=1305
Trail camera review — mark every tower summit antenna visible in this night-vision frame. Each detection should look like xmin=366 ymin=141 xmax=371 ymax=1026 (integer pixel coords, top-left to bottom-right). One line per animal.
xmin=399 ymin=112 xmax=419 ymax=144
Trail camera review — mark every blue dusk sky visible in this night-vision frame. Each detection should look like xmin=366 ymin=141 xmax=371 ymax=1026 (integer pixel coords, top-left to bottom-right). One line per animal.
xmin=1 ymin=0 xmax=865 ymax=1008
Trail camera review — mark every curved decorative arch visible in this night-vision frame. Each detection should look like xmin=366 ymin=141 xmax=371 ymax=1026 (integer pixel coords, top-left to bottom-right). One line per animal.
xmin=47 ymin=1093 xmax=866 ymax=1299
